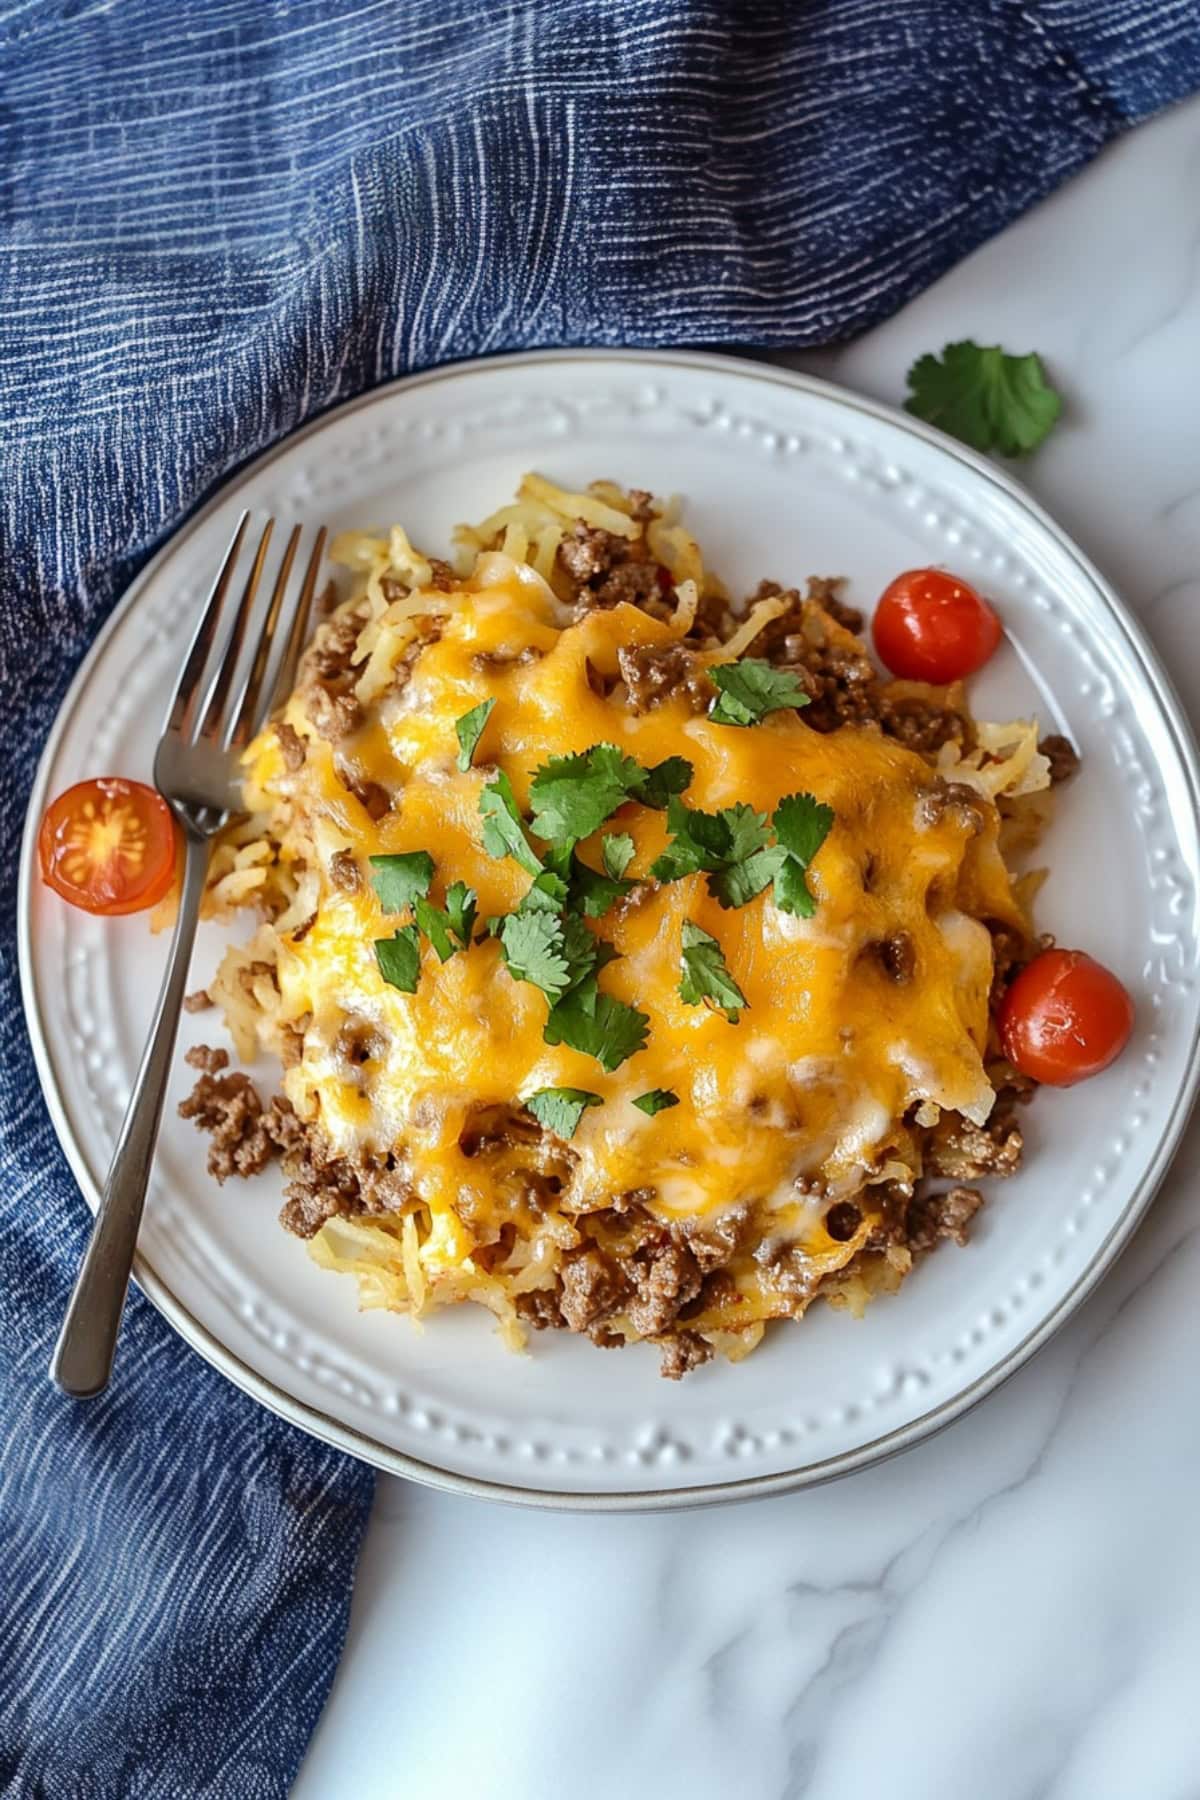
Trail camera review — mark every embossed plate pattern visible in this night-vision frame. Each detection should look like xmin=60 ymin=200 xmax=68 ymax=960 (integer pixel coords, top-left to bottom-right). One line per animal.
xmin=18 ymin=352 xmax=1200 ymax=1508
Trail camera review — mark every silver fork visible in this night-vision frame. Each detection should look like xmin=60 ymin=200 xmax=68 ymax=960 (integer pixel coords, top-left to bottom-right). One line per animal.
xmin=50 ymin=512 xmax=327 ymax=1398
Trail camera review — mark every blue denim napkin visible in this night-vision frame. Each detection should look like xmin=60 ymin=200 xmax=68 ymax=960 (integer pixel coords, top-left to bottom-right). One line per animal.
xmin=2 ymin=2 xmax=1197 ymax=1794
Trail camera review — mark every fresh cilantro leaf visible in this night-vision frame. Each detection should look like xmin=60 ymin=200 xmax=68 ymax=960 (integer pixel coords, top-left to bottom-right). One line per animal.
xmin=414 ymin=882 xmax=477 ymax=961
xmin=374 ymin=926 xmax=421 ymax=993
xmin=518 ymin=870 xmax=571 ymax=915
xmin=650 ymin=795 xmax=731 ymax=881
xmin=414 ymin=897 xmax=456 ymax=962
xmin=601 ymin=833 xmax=635 ymax=879
xmin=632 ymin=1088 xmax=679 ymax=1116
xmin=679 ymin=920 xmax=746 ymax=1022
xmin=445 ymin=881 xmax=478 ymax=945
xmin=528 ymin=743 xmax=645 ymax=844
xmin=722 ymin=804 xmax=772 ymax=862
xmin=500 ymin=911 xmax=572 ymax=1000
xmin=498 ymin=899 xmax=601 ymax=1001
xmin=455 ymin=698 xmax=495 ymax=771
xmin=540 ymin=840 xmax=574 ymax=880
xmin=523 ymin=1086 xmax=603 ymax=1140
xmin=710 ymin=844 xmax=787 ymax=910
xmin=559 ymin=910 xmax=605 ymax=987
xmin=504 ymin=824 xmax=636 ymax=922
xmin=700 ymin=805 xmax=777 ymax=909
xmin=773 ymin=792 xmax=835 ymax=865
xmin=543 ymin=976 xmax=650 ymax=1073
xmin=650 ymin=799 xmax=779 ymax=910
xmin=630 ymin=755 xmax=693 ymax=809
xmin=570 ymin=856 xmax=635 ymax=919
xmin=708 ymin=659 xmax=810 ymax=727
xmin=904 ymin=340 xmax=1062 ymax=458
xmin=368 ymin=851 xmax=435 ymax=915
xmin=773 ymin=855 xmax=817 ymax=919
xmin=771 ymin=791 xmax=834 ymax=917
xmin=479 ymin=770 xmax=542 ymax=875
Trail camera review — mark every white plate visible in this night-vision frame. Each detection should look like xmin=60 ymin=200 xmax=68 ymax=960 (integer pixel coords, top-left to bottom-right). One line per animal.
xmin=19 ymin=351 xmax=1200 ymax=1509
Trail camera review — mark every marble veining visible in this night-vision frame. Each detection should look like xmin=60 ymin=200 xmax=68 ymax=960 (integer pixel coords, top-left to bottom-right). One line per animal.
xmin=292 ymin=92 xmax=1200 ymax=1800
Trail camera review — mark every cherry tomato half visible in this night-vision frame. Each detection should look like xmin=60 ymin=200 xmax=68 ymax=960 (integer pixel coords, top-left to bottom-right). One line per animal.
xmin=39 ymin=778 xmax=177 ymax=916
xmin=999 ymin=948 xmax=1134 ymax=1087
xmin=873 ymin=568 xmax=1002 ymax=683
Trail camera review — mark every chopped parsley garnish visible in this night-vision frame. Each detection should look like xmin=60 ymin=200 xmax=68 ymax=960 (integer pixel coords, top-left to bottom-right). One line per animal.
xmin=601 ymin=833 xmax=635 ymax=879
xmin=632 ymin=1088 xmax=679 ymax=1116
xmin=523 ymin=1086 xmax=603 ymax=1140
xmin=708 ymin=659 xmax=810 ymax=727
xmin=368 ymin=851 xmax=434 ymax=914
xmin=679 ymin=920 xmax=746 ymax=1022
xmin=374 ymin=925 xmax=422 ymax=993
xmin=414 ymin=882 xmax=477 ymax=961
xmin=905 ymin=340 xmax=1062 ymax=458
xmin=771 ymin=791 xmax=834 ymax=917
xmin=455 ymin=698 xmax=495 ymax=771
xmin=479 ymin=770 xmax=542 ymax=875
xmin=543 ymin=975 xmax=650 ymax=1073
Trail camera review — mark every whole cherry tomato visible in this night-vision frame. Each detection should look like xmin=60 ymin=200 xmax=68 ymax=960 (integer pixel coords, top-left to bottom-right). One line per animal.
xmin=999 ymin=948 xmax=1133 ymax=1087
xmin=39 ymin=778 xmax=177 ymax=916
xmin=873 ymin=568 xmax=1002 ymax=683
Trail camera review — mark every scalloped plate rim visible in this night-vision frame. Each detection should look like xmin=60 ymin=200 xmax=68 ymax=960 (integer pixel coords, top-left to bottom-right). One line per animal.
xmin=17 ymin=347 xmax=1200 ymax=1511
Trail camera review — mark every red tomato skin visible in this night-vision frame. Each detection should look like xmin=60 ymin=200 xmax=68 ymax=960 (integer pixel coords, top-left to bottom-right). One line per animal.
xmin=873 ymin=568 xmax=1002 ymax=683
xmin=38 ymin=777 xmax=177 ymax=917
xmin=999 ymin=949 xmax=1134 ymax=1088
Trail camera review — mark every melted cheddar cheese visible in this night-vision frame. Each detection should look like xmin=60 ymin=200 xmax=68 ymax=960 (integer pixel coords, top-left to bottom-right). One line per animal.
xmin=241 ymin=555 xmax=1027 ymax=1269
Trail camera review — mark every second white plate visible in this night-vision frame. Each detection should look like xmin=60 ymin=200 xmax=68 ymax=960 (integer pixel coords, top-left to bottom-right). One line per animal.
xmin=19 ymin=350 xmax=1200 ymax=1506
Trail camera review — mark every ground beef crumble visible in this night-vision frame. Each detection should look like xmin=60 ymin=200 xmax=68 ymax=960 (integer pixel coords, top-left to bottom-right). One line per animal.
xmin=178 ymin=1046 xmax=282 ymax=1183
xmin=557 ymin=522 xmax=673 ymax=620
xmin=559 ymin=1249 xmax=630 ymax=1332
xmin=275 ymin=720 xmax=306 ymax=770
xmin=301 ymin=612 xmax=363 ymax=741
xmin=1040 ymin=732 xmax=1080 ymax=784
xmin=926 ymin=1107 xmax=1023 ymax=1180
xmin=659 ymin=1331 xmax=714 ymax=1380
xmin=902 ymin=1186 xmax=985 ymax=1252
xmin=328 ymin=849 xmax=361 ymax=892
xmin=617 ymin=641 xmax=712 ymax=714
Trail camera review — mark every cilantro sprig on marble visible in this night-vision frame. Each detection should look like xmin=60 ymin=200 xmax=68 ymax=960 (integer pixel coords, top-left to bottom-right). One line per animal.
xmin=904 ymin=340 xmax=1062 ymax=458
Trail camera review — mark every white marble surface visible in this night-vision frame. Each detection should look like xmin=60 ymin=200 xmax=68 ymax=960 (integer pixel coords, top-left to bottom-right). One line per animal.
xmin=295 ymin=95 xmax=1200 ymax=1800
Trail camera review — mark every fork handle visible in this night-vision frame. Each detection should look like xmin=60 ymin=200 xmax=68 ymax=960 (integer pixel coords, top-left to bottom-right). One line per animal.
xmin=51 ymin=834 xmax=212 ymax=1397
